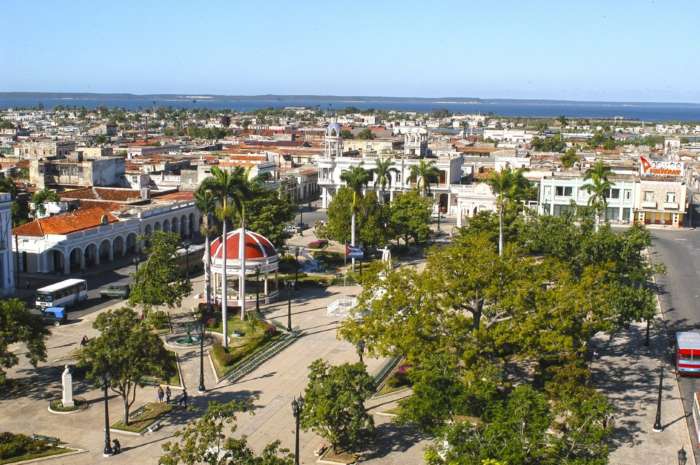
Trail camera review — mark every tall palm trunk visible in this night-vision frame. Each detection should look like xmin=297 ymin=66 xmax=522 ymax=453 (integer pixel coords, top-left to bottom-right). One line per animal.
xmin=498 ymin=203 xmax=504 ymax=257
xmin=221 ymin=201 xmax=229 ymax=348
xmin=205 ymin=214 xmax=212 ymax=322
xmin=351 ymin=211 xmax=356 ymax=271
xmin=239 ymin=206 xmax=247 ymax=321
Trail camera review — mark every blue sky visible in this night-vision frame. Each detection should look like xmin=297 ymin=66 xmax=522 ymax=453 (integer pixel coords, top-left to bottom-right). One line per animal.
xmin=1 ymin=0 xmax=699 ymax=102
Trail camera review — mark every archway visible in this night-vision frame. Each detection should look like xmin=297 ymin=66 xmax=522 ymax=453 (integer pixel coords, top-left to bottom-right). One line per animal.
xmin=154 ymin=222 xmax=162 ymax=232
xmin=69 ymin=247 xmax=82 ymax=273
xmin=171 ymin=217 xmax=179 ymax=235
xmin=188 ymin=213 xmax=195 ymax=238
xmin=180 ymin=214 xmax=188 ymax=237
xmin=126 ymin=233 xmax=138 ymax=254
xmin=438 ymin=193 xmax=448 ymax=213
xmin=99 ymin=239 xmax=111 ymax=263
xmin=113 ymin=236 xmax=125 ymax=259
xmin=163 ymin=219 xmax=170 ymax=233
xmin=48 ymin=249 xmax=65 ymax=274
xmin=84 ymin=243 xmax=98 ymax=267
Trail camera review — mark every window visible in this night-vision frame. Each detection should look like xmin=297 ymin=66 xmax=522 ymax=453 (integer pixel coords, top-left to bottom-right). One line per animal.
xmin=543 ymin=186 xmax=551 ymax=198
xmin=644 ymin=191 xmax=655 ymax=202
xmin=666 ymin=192 xmax=676 ymax=203
xmin=608 ymin=188 xmax=620 ymax=199
xmin=624 ymin=189 xmax=632 ymax=201
xmin=622 ymin=208 xmax=631 ymax=222
xmin=555 ymin=186 xmax=572 ymax=196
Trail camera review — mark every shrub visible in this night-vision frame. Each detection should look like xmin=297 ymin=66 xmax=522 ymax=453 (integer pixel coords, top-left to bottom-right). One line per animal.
xmin=145 ymin=310 xmax=169 ymax=330
xmin=0 ymin=433 xmax=48 ymax=460
xmin=308 ymin=239 xmax=328 ymax=249
xmin=211 ymin=342 xmax=236 ymax=366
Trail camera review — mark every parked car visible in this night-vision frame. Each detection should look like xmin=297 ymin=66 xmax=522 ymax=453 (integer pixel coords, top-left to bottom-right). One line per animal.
xmin=100 ymin=284 xmax=130 ymax=299
xmin=31 ymin=307 xmax=67 ymax=326
xmin=307 ymin=239 xmax=328 ymax=249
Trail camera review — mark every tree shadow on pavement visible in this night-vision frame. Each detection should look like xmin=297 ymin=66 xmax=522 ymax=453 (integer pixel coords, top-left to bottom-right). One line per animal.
xmin=591 ymin=323 xmax=676 ymax=452
xmin=362 ymin=421 xmax=425 ymax=461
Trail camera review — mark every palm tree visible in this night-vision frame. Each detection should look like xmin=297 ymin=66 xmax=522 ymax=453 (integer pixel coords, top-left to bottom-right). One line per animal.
xmin=487 ymin=168 xmax=530 ymax=256
xmin=194 ymin=187 xmax=216 ymax=330
xmin=372 ymin=157 xmax=398 ymax=204
xmin=582 ymin=160 xmax=613 ymax=232
xmin=409 ymin=160 xmax=440 ymax=197
xmin=340 ymin=166 xmax=371 ymax=267
xmin=199 ymin=166 xmax=252 ymax=346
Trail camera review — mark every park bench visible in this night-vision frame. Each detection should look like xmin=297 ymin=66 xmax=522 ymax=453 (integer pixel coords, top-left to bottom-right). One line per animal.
xmin=31 ymin=434 xmax=60 ymax=445
xmin=147 ymin=420 xmax=162 ymax=433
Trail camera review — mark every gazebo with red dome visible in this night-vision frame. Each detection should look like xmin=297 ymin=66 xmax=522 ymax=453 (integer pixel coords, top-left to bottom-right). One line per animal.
xmin=208 ymin=228 xmax=279 ymax=305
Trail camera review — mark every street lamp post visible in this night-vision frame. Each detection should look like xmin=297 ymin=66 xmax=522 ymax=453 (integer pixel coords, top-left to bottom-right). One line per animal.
xmin=291 ymin=396 xmax=304 ymax=465
xmin=645 ymin=318 xmax=650 ymax=347
xmin=653 ymin=364 xmax=664 ymax=432
xmin=294 ymin=247 xmax=300 ymax=290
xmin=287 ymin=280 xmax=293 ymax=332
xmin=255 ymin=267 xmax=261 ymax=313
xmin=678 ymin=447 xmax=688 ymax=465
xmin=437 ymin=210 xmax=441 ymax=232
xmin=299 ymin=205 xmax=303 ymax=237
xmin=183 ymin=240 xmax=191 ymax=283
xmin=102 ymin=374 xmax=113 ymax=457
xmin=198 ymin=305 xmax=206 ymax=393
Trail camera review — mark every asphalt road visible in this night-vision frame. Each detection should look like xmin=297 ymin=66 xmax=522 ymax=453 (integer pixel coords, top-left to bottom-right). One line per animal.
xmin=650 ymin=229 xmax=700 ymax=454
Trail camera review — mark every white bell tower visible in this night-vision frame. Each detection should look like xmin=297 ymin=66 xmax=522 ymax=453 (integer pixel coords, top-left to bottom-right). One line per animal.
xmin=325 ymin=122 xmax=343 ymax=158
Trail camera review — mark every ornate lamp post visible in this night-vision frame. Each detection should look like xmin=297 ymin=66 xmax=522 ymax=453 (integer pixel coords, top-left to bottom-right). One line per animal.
xmin=198 ymin=305 xmax=206 ymax=393
xmin=102 ymin=374 xmax=113 ymax=457
xmin=653 ymin=364 xmax=664 ymax=432
xmin=286 ymin=280 xmax=293 ymax=332
xmin=678 ymin=447 xmax=688 ymax=465
xmin=183 ymin=240 xmax=192 ymax=283
xmin=291 ymin=395 xmax=304 ymax=465
xmin=294 ymin=247 xmax=301 ymax=290
xmin=255 ymin=267 xmax=261 ymax=313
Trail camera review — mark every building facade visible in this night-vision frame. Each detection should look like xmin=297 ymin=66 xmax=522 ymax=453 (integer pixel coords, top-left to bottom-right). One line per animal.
xmin=539 ymin=174 xmax=638 ymax=223
xmin=0 ymin=193 xmax=15 ymax=296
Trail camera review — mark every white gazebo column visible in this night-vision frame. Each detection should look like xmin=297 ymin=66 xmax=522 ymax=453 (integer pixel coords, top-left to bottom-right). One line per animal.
xmin=263 ymin=275 xmax=269 ymax=296
xmin=322 ymin=187 xmax=329 ymax=209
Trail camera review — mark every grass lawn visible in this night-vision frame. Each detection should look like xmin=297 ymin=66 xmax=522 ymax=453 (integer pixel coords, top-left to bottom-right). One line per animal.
xmin=208 ymin=314 xmax=268 ymax=340
xmin=111 ymin=402 xmax=173 ymax=433
xmin=142 ymin=350 xmax=181 ymax=387
xmin=377 ymin=382 xmax=410 ymax=397
xmin=210 ymin=334 xmax=282 ymax=379
xmin=0 ymin=447 xmax=69 ymax=465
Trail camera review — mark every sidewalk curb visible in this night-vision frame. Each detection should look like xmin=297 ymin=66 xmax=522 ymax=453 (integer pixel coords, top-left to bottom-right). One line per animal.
xmin=651 ymin=253 xmax=697 ymax=465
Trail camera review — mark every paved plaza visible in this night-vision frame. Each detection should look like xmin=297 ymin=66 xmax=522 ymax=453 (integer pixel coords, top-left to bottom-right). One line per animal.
xmin=0 ymin=266 xmax=427 ymax=464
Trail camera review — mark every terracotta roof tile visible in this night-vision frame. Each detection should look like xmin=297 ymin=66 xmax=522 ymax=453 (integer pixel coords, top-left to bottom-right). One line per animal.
xmin=13 ymin=207 xmax=119 ymax=237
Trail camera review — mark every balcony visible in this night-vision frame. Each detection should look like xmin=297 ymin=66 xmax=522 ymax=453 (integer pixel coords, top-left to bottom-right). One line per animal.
xmin=641 ymin=201 xmax=657 ymax=209
xmin=663 ymin=202 xmax=679 ymax=210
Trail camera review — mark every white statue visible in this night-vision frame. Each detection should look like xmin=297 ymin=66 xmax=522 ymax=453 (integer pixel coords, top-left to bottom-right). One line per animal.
xmin=61 ymin=365 xmax=74 ymax=408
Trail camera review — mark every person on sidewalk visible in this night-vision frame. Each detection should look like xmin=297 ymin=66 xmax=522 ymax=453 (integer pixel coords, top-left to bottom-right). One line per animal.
xmin=157 ymin=386 xmax=164 ymax=403
xmin=165 ymin=386 xmax=171 ymax=403
xmin=178 ymin=389 xmax=188 ymax=407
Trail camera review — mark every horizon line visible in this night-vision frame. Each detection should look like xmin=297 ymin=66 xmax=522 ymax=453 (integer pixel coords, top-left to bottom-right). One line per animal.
xmin=2 ymin=91 xmax=700 ymax=107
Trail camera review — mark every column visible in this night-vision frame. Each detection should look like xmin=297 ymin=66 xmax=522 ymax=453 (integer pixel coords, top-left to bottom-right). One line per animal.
xmin=108 ymin=243 xmax=114 ymax=261
xmin=263 ymin=274 xmax=269 ymax=297
xmin=95 ymin=248 xmax=100 ymax=266
xmin=80 ymin=251 xmax=86 ymax=271
xmin=322 ymin=187 xmax=328 ymax=209
xmin=63 ymin=253 xmax=70 ymax=275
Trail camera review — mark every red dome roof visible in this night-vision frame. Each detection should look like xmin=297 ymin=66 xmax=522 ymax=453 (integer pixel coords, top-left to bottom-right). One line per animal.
xmin=210 ymin=229 xmax=277 ymax=261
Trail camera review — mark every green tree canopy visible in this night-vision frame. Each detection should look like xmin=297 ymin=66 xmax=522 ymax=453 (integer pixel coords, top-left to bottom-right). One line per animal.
xmin=129 ymin=231 xmax=192 ymax=313
xmin=357 ymin=128 xmax=375 ymax=140
xmin=388 ymin=191 xmax=432 ymax=245
xmin=301 ymin=360 xmax=375 ymax=453
xmin=560 ymin=147 xmax=579 ymax=168
xmin=160 ymin=400 xmax=294 ymax=465
xmin=79 ymin=307 xmax=171 ymax=424
xmin=0 ymin=299 xmax=49 ymax=384
xmin=31 ymin=188 xmax=60 ymax=217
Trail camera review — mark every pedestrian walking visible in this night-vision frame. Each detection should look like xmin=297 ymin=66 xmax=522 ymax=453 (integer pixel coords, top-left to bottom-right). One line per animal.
xmin=165 ymin=386 xmax=171 ymax=403
xmin=112 ymin=438 xmax=121 ymax=454
xmin=157 ymin=386 xmax=164 ymax=403
xmin=80 ymin=335 xmax=89 ymax=347
xmin=178 ymin=389 xmax=188 ymax=407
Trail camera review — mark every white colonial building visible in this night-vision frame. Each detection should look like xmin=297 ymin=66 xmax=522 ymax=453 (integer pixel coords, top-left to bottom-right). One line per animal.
xmin=13 ymin=192 xmax=200 ymax=274
xmin=318 ymin=124 xmax=463 ymax=213
xmin=538 ymin=174 xmax=638 ymax=224
xmin=0 ymin=193 xmax=15 ymax=296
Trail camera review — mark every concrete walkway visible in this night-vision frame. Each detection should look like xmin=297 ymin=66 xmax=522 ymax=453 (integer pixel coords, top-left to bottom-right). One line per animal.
xmin=592 ymin=317 xmax=695 ymax=465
